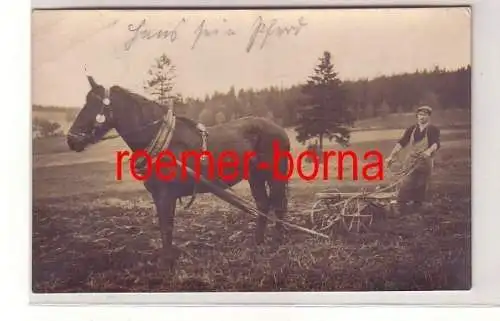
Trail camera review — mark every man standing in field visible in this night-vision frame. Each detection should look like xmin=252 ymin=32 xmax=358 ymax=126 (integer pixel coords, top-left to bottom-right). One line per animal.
xmin=385 ymin=105 xmax=441 ymax=214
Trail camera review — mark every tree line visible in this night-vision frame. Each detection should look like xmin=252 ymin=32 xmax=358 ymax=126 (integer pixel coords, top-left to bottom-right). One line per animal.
xmin=130 ymin=50 xmax=472 ymax=152
xmin=32 ymin=51 xmax=471 ymax=149
xmin=170 ymin=63 xmax=471 ymax=130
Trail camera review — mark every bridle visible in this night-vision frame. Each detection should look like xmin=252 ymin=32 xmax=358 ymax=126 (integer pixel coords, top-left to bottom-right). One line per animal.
xmin=68 ymin=82 xmax=210 ymax=209
xmin=68 ymin=87 xmax=166 ymax=143
xmin=94 ymin=87 xmax=112 ymax=127
xmin=67 ymin=87 xmax=114 ymax=142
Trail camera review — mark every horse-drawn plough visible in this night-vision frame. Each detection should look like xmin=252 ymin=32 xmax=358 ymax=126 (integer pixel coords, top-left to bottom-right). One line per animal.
xmin=196 ymin=157 xmax=422 ymax=240
xmin=309 ymin=185 xmax=398 ymax=234
xmin=308 ymin=159 xmax=421 ymax=235
xmin=180 ymin=155 xmax=422 ymax=240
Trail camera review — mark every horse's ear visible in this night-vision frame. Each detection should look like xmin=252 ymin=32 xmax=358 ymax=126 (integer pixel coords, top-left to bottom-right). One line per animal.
xmin=87 ymin=76 xmax=98 ymax=89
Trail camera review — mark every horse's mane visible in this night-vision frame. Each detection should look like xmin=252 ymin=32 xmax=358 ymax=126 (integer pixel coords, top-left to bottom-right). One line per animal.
xmin=176 ymin=115 xmax=200 ymax=127
xmin=111 ymin=85 xmax=162 ymax=110
xmin=111 ymin=85 xmax=202 ymax=129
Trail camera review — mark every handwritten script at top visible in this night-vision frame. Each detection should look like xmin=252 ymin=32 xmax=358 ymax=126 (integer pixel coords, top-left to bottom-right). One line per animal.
xmin=123 ymin=16 xmax=308 ymax=52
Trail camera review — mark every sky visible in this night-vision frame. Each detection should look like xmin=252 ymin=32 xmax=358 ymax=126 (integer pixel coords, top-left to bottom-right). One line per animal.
xmin=32 ymin=7 xmax=471 ymax=107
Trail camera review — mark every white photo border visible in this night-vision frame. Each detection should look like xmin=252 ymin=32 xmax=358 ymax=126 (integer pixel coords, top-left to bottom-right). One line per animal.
xmin=17 ymin=0 xmax=500 ymax=307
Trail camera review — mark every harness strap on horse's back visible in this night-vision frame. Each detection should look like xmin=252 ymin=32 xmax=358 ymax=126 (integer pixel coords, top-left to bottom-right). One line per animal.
xmin=133 ymin=108 xmax=209 ymax=209
xmin=133 ymin=107 xmax=176 ymax=174
xmin=179 ymin=122 xmax=209 ymax=209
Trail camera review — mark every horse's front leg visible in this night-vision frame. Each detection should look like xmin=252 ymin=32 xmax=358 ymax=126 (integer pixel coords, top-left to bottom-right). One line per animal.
xmin=152 ymin=186 xmax=178 ymax=269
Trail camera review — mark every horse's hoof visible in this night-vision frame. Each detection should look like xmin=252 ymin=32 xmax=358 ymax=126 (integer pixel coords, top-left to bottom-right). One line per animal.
xmin=159 ymin=248 xmax=180 ymax=272
xmin=254 ymin=229 xmax=266 ymax=245
xmin=254 ymin=233 xmax=266 ymax=246
xmin=273 ymin=231 xmax=286 ymax=244
xmin=159 ymin=256 xmax=177 ymax=272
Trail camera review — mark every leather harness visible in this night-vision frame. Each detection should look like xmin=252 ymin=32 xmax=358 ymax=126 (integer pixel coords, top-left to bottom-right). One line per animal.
xmin=92 ymin=85 xmax=209 ymax=209
xmin=135 ymin=108 xmax=209 ymax=209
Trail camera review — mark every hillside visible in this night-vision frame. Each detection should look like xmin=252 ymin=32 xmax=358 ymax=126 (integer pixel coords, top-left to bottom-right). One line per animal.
xmin=32 ymin=105 xmax=470 ymax=135
xmin=352 ymin=109 xmax=471 ymax=131
xmin=32 ymin=105 xmax=79 ymax=134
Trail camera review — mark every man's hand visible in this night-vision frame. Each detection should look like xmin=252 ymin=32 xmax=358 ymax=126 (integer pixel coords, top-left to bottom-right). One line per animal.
xmin=386 ymin=144 xmax=402 ymax=167
xmin=421 ymin=149 xmax=432 ymax=158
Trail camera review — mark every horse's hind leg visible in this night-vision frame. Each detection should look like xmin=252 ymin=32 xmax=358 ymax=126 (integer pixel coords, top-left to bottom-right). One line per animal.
xmin=268 ymin=153 xmax=289 ymax=242
xmin=151 ymin=186 xmax=178 ymax=270
xmin=269 ymin=180 xmax=288 ymax=242
xmin=248 ymin=173 xmax=270 ymax=245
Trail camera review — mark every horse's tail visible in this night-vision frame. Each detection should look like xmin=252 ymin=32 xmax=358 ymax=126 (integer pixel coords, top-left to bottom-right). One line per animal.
xmin=247 ymin=117 xmax=291 ymax=205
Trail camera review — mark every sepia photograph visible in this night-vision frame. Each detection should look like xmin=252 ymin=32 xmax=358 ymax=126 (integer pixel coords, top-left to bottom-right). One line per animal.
xmin=32 ymin=7 xmax=471 ymax=293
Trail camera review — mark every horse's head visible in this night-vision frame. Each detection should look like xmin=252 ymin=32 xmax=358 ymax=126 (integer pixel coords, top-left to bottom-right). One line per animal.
xmin=67 ymin=76 xmax=116 ymax=152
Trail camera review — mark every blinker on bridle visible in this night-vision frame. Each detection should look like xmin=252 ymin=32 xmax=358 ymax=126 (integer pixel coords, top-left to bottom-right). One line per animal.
xmin=95 ymin=87 xmax=111 ymax=125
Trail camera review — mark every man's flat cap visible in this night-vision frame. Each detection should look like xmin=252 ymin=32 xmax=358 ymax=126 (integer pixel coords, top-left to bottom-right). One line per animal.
xmin=416 ymin=105 xmax=432 ymax=115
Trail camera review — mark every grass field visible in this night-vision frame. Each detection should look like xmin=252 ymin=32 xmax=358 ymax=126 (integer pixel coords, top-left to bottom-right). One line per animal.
xmin=32 ymin=123 xmax=471 ymax=292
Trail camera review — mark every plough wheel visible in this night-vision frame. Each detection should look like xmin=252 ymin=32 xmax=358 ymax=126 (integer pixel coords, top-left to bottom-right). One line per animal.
xmin=341 ymin=197 xmax=374 ymax=233
xmin=310 ymin=189 xmax=343 ymax=233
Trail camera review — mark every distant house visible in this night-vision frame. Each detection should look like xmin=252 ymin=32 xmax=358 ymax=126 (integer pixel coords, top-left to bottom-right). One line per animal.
xmin=32 ymin=128 xmax=44 ymax=139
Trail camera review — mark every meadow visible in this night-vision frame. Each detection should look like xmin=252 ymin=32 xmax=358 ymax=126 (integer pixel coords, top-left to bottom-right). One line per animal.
xmin=32 ymin=113 xmax=471 ymax=292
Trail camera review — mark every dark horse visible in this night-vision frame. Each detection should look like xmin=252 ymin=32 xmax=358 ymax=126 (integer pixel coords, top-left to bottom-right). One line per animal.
xmin=66 ymin=76 xmax=291 ymax=268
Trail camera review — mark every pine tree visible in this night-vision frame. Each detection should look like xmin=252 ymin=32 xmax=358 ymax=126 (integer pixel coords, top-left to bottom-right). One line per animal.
xmin=295 ymin=51 xmax=351 ymax=149
xmin=144 ymin=53 xmax=177 ymax=109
